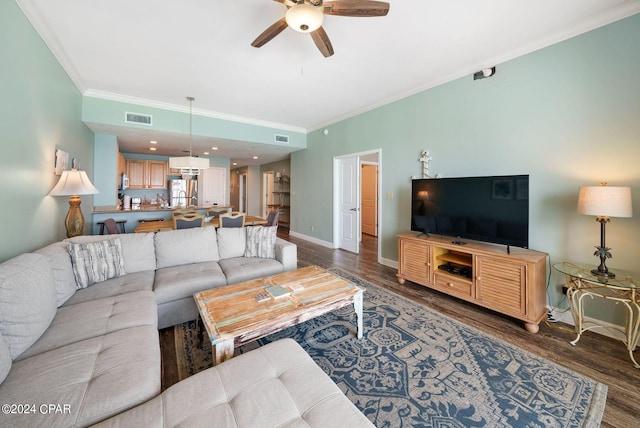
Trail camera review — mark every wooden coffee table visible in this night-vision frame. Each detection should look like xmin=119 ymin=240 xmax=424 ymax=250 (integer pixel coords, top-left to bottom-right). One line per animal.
xmin=193 ymin=266 xmax=365 ymax=365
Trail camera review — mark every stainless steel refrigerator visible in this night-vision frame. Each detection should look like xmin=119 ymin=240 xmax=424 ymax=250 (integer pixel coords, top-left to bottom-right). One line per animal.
xmin=168 ymin=179 xmax=187 ymax=208
xmin=168 ymin=179 xmax=197 ymax=208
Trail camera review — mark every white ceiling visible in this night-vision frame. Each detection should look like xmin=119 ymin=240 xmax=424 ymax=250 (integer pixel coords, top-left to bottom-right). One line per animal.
xmin=16 ymin=0 xmax=640 ymax=166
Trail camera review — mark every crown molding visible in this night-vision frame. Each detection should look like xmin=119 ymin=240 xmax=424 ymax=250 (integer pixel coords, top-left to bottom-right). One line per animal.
xmin=83 ymin=90 xmax=307 ymax=134
xmin=309 ymin=4 xmax=640 ymax=132
xmin=15 ymin=0 xmax=87 ymax=93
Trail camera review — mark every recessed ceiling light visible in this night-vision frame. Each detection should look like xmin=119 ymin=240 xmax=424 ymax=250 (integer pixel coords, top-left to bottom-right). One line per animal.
xmin=232 ymin=162 xmax=237 ymax=166
xmin=150 ymin=147 xmax=157 ymax=151
xmin=253 ymin=156 xmax=258 ymax=159
xmin=150 ymin=140 xmax=158 ymax=144
xmin=211 ymin=147 xmax=218 ymax=150
xmin=203 ymin=152 xmax=209 ymax=155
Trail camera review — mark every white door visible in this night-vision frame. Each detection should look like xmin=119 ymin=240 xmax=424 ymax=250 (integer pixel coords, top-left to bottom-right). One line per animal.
xmin=337 ymin=156 xmax=360 ymax=253
xmin=198 ymin=167 xmax=227 ymax=206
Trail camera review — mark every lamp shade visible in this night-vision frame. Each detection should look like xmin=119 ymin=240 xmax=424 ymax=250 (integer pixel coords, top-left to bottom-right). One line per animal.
xmin=577 ymin=185 xmax=632 ymax=218
xmin=168 ymin=156 xmax=210 ymax=176
xmin=416 ymin=190 xmax=429 ymax=200
xmin=285 ymin=4 xmax=324 ymax=33
xmin=49 ymin=169 xmax=99 ymax=196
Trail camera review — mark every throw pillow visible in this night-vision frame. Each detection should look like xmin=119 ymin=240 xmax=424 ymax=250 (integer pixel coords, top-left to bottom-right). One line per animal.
xmin=0 ymin=253 xmax=57 ymax=360
xmin=245 ymin=225 xmax=277 ymax=259
xmin=68 ymin=238 xmax=126 ymax=289
xmin=216 ymin=227 xmax=247 ymax=259
xmin=66 ymin=232 xmax=157 ymax=273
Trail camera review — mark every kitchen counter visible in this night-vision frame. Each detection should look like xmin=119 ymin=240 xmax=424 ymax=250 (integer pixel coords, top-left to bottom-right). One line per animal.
xmin=91 ymin=206 xmax=232 ymax=234
xmin=93 ymin=205 xmax=231 ymax=214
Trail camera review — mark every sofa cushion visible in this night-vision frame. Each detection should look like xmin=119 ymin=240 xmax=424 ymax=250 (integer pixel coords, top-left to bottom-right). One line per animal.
xmin=217 ymin=227 xmax=247 ymax=259
xmin=0 ymin=333 xmax=11 ymax=384
xmin=35 ymin=241 xmax=77 ymax=306
xmin=155 ymin=227 xmax=220 ymax=269
xmin=63 ymin=269 xmax=155 ymax=306
xmin=0 ymin=253 xmax=56 ymax=360
xmin=66 ymin=232 xmax=157 ymax=273
xmin=18 ymin=290 xmax=157 ymax=360
xmin=218 ymin=257 xmax=285 ymax=284
xmin=245 ymin=225 xmax=277 ymax=259
xmin=69 ymin=238 xmax=126 ymax=289
xmin=154 ymin=262 xmax=227 ymax=305
xmin=93 ymin=338 xmax=374 ymax=428
xmin=0 ymin=325 xmax=160 ymax=427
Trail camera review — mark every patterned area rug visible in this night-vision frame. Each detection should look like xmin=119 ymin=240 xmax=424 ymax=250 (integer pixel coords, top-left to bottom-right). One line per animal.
xmin=174 ymin=268 xmax=607 ymax=428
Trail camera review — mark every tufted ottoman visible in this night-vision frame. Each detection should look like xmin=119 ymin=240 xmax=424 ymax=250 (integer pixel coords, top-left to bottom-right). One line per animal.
xmin=93 ymin=338 xmax=374 ymax=427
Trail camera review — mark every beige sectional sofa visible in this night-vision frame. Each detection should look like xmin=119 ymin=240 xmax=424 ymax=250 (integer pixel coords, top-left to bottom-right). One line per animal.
xmin=0 ymin=225 xmax=368 ymax=428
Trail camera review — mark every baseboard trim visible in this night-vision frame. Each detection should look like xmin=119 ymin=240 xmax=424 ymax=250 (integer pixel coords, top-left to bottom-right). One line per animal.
xmin=379 ymin=257 xmax=398 ymax=269
xmin=288 ymin=231 xmax=334 ymax=249
xmin=547 ymin=306 xmax=624 ymax=341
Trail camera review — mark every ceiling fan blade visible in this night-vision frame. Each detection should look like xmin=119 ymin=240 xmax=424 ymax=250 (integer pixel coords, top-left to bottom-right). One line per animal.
xmin=251 ymin=18 xmax=289 ymax=48
xmin=323 ymin=1 xmax=389 ymax=17
xmin=310 ymin=26 xmax=334 ymax=57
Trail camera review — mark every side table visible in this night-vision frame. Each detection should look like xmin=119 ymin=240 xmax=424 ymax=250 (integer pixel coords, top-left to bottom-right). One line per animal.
xmin=554 ymin=262 xmax=640 ymax=368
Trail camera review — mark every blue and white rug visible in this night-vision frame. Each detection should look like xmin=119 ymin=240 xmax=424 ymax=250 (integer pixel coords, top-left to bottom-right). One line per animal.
xmin=175 ymin=268 xmax=607 ymax=428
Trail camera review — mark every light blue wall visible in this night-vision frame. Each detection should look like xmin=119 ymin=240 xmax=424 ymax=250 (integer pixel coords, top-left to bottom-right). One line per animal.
xmin=93 ymin=134 xmax=118 ymax=206
xmin=291 ymin=14 xmax=640 ymax=325
xmin=0 ymin=1 xmax=94 ymax=262
xmin=83 ymin=96 xmax=307 ymax=149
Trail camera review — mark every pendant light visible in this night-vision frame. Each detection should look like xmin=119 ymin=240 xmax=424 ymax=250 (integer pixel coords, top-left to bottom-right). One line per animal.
xmin=169 ymin=96 xmax=209 ymax=176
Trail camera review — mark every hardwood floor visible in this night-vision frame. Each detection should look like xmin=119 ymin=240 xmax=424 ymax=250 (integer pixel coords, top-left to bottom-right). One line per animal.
xmin=160 ymin=229 xmax=640 ymax=427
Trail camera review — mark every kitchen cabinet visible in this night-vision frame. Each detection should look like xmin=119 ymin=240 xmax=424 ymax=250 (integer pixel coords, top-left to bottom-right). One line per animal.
xmin=397 ymin=233 xmax=547 ymax=333
xmin=116 ymin=151 xmax=127 ymax=190
xmin=126 ymin=159 xmax=167 ymax=189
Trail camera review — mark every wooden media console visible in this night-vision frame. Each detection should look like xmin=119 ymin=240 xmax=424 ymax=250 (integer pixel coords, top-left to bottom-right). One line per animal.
xmin=397 ymin=233 xmax=547 ymax=333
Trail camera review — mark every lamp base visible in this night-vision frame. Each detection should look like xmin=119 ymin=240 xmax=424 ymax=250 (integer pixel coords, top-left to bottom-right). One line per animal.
xmin=591 ymin=268 xmax=615 ymax=278
xmin=65 ymin=195 xmax=85 ymax=238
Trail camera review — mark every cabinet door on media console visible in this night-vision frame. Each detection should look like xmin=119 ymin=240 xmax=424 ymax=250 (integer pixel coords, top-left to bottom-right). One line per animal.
xmin=398 ymin=238 xmax=430 ymax=284
xmin=475 ymin=256 xmax=527 ymax=319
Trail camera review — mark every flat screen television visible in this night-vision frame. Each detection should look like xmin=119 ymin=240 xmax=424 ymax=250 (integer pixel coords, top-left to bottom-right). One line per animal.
xmin=411 ymin=175 xmax=529 ymax=248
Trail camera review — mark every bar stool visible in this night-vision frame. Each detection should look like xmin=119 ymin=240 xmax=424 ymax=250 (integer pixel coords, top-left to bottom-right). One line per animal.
xmin=97 ymin=219 xmax=126 ymax=234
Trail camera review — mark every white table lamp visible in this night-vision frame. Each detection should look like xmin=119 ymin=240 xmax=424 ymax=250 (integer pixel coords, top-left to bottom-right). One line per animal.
xmin=49 ymin=168 xmax=99 ymax=237
xmin=577 ymin=183 xmax=632 ymax=278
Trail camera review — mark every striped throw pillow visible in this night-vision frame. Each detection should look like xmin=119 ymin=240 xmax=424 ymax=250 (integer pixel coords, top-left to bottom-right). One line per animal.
xmin=68 ymin=238 xmax=126 ymax=289
xmin=245 ymin=226 xmax=277 ymax=259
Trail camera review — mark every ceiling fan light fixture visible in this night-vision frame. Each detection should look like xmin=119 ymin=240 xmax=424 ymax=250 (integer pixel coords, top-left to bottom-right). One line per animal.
xmin=285 ymin=4 xmax=324 ymax=33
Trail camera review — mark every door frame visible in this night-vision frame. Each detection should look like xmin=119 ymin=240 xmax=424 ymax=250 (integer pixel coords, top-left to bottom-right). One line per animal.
xmin=262 ymin=171 xmax=275 ymax=217
xmin=333 ymin=149 xmax=382 ymax=259
xmin=239 ymin=173 xmax=247 ymax=212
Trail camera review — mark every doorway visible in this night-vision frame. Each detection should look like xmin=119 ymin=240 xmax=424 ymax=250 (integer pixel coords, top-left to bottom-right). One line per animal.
xmin=333 ymin=149 xmax=381 ymax=259
xmin=239 ymin=173 xmax=247 ymax=213
xmin=361 ymin=163 xmax=378 ymax=237
xmin=262 ymin=171 xmax=275 ymax=217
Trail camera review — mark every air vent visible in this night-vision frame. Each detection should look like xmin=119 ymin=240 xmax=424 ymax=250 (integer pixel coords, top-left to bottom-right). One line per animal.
xmin=125 ymin=112 xmax=152 ymax=126
xmin=274 ymin=134 xmax=289 ymax=144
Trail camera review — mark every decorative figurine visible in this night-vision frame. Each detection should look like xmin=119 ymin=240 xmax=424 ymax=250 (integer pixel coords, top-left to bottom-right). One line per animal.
xmin=419 ymin=150 xmax=432 ymax=179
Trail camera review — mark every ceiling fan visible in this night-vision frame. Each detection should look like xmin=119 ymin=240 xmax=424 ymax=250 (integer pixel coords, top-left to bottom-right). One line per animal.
xmin=251 ymin=0 xmax=390 ymax=58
